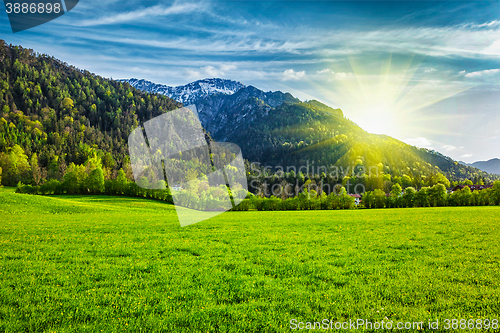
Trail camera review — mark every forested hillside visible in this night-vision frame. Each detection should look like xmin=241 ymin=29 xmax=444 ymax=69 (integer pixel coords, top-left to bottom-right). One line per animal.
xmin=0 ymin=40 xmax=180 ymax=186
xmin=217 ymin=97 xmax=498 ymax=188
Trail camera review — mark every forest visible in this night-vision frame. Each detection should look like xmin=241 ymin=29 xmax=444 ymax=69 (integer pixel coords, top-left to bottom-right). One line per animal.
xmin=0 ymin=40 xmax=180 ymax=188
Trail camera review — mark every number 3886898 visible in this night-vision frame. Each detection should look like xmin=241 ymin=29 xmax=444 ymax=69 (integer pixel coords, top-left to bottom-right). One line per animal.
xmin=5 ymin=2 xmax=62 ymax=14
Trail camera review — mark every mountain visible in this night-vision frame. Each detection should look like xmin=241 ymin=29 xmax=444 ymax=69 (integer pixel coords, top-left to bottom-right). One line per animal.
xmin=196 ymin=85 xmax=305 ymax=140
xmin=125 ymin=76 xmax=498 ymax=185
xmin=467 ymin=159 xmax=500 ymax=175
xmin=121 ymin=78 xmax=245 ymax=106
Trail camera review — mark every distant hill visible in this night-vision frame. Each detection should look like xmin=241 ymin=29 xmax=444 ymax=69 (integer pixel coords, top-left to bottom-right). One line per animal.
xmin=462 ymin=159 xmax=500 ymax=175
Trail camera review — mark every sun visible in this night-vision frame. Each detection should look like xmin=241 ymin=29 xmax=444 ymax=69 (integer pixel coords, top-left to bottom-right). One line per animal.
xmin=357 ymin=105 xmax=399 ymax=136
xmin=296 ymin=52 xmax=472 ymax=142
xmin=343 ymin=85 xmax=404 ymax=137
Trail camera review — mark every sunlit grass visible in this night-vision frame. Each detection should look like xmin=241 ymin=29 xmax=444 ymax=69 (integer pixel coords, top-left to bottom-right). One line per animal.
xmin=0 ymin=188 xmax=499 ymax=332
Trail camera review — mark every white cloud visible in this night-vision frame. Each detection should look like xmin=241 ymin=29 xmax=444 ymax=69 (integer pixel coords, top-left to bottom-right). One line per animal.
xmin=465 ymin=68 xmax=500 ymax=78
xmin=316 ymin=68 xmax=353 ymax=80
xmin=186 ymin=66 xmax=221 ymax=79
xmin=77 ymin=2 xmax=207 ymax=26
xmin=283 ymin=69 xmax=305 ymax=81
xmin=220 ymin=64 xmax=237 ymax=72
xmin=317 ymin=68 xmax=334 ymax=74
xmin=443 ymin=145 xmax=456 ymax=151
xmin=185 ymin=64 xmax=239 ymax=79
xmin=404 ymin=137 xmax=433 ymax=149
xmin=460 ymin=154 xmax=473 ymax=158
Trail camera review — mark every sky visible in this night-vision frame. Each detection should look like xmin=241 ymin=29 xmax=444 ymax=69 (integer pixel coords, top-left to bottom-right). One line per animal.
xmin=1 ymin=0 xmax=499 ymax=163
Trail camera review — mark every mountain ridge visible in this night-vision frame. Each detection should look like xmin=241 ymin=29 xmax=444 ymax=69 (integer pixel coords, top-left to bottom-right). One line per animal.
xmin=121 ymin=78 xmax=245 ymax=106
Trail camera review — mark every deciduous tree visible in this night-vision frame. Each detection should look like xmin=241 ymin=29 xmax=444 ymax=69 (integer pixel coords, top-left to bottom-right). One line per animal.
xmin=0 ymin=145 xmax=30 ymax=186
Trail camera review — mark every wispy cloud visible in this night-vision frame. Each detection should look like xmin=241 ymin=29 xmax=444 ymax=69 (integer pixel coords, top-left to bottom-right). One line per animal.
xmin=340 ymin=23 xmax=500 ymax=59
xmin=465 ymin=68 xmax=500 ymax=78
xmin=460 ymin=154 xmax=473 ymax=158
xmin=461 ymin=20 xmax=500 ymax=29
xmin=76 ymin=2 xmax=208 ymax=26
xmin=54 ymin=5 xmax=500 ymax=62
xmin=443 ymin=145 xmax=456 ymax=151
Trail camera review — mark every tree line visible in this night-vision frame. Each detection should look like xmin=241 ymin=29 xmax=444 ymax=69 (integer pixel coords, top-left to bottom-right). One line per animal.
xmin=15 ymin=156 xmax=173 ymax=204
xmin=230 ymin=181 xmax=500 ymax=211
xmin=13 ymin=148 xmax=500 ymax=212
xmin=363 ymin=183 xmax=500 ymax=208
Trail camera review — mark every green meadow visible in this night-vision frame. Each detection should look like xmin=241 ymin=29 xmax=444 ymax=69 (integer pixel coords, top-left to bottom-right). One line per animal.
xmin=0 ymin=187 xmax=499 ymax=332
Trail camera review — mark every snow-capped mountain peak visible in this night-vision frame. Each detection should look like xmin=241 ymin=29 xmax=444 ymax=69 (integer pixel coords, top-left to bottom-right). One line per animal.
xmin=121 ymin=78 xmax=245 ymax=105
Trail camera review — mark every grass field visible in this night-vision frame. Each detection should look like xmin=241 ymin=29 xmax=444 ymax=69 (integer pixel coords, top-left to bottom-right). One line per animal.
xmin=0 ymin=187 xmax=499 ymax=332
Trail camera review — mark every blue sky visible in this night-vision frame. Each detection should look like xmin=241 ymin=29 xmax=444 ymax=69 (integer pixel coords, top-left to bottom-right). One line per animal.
xmin=1 ymin=0 xmax=499 ymax=162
